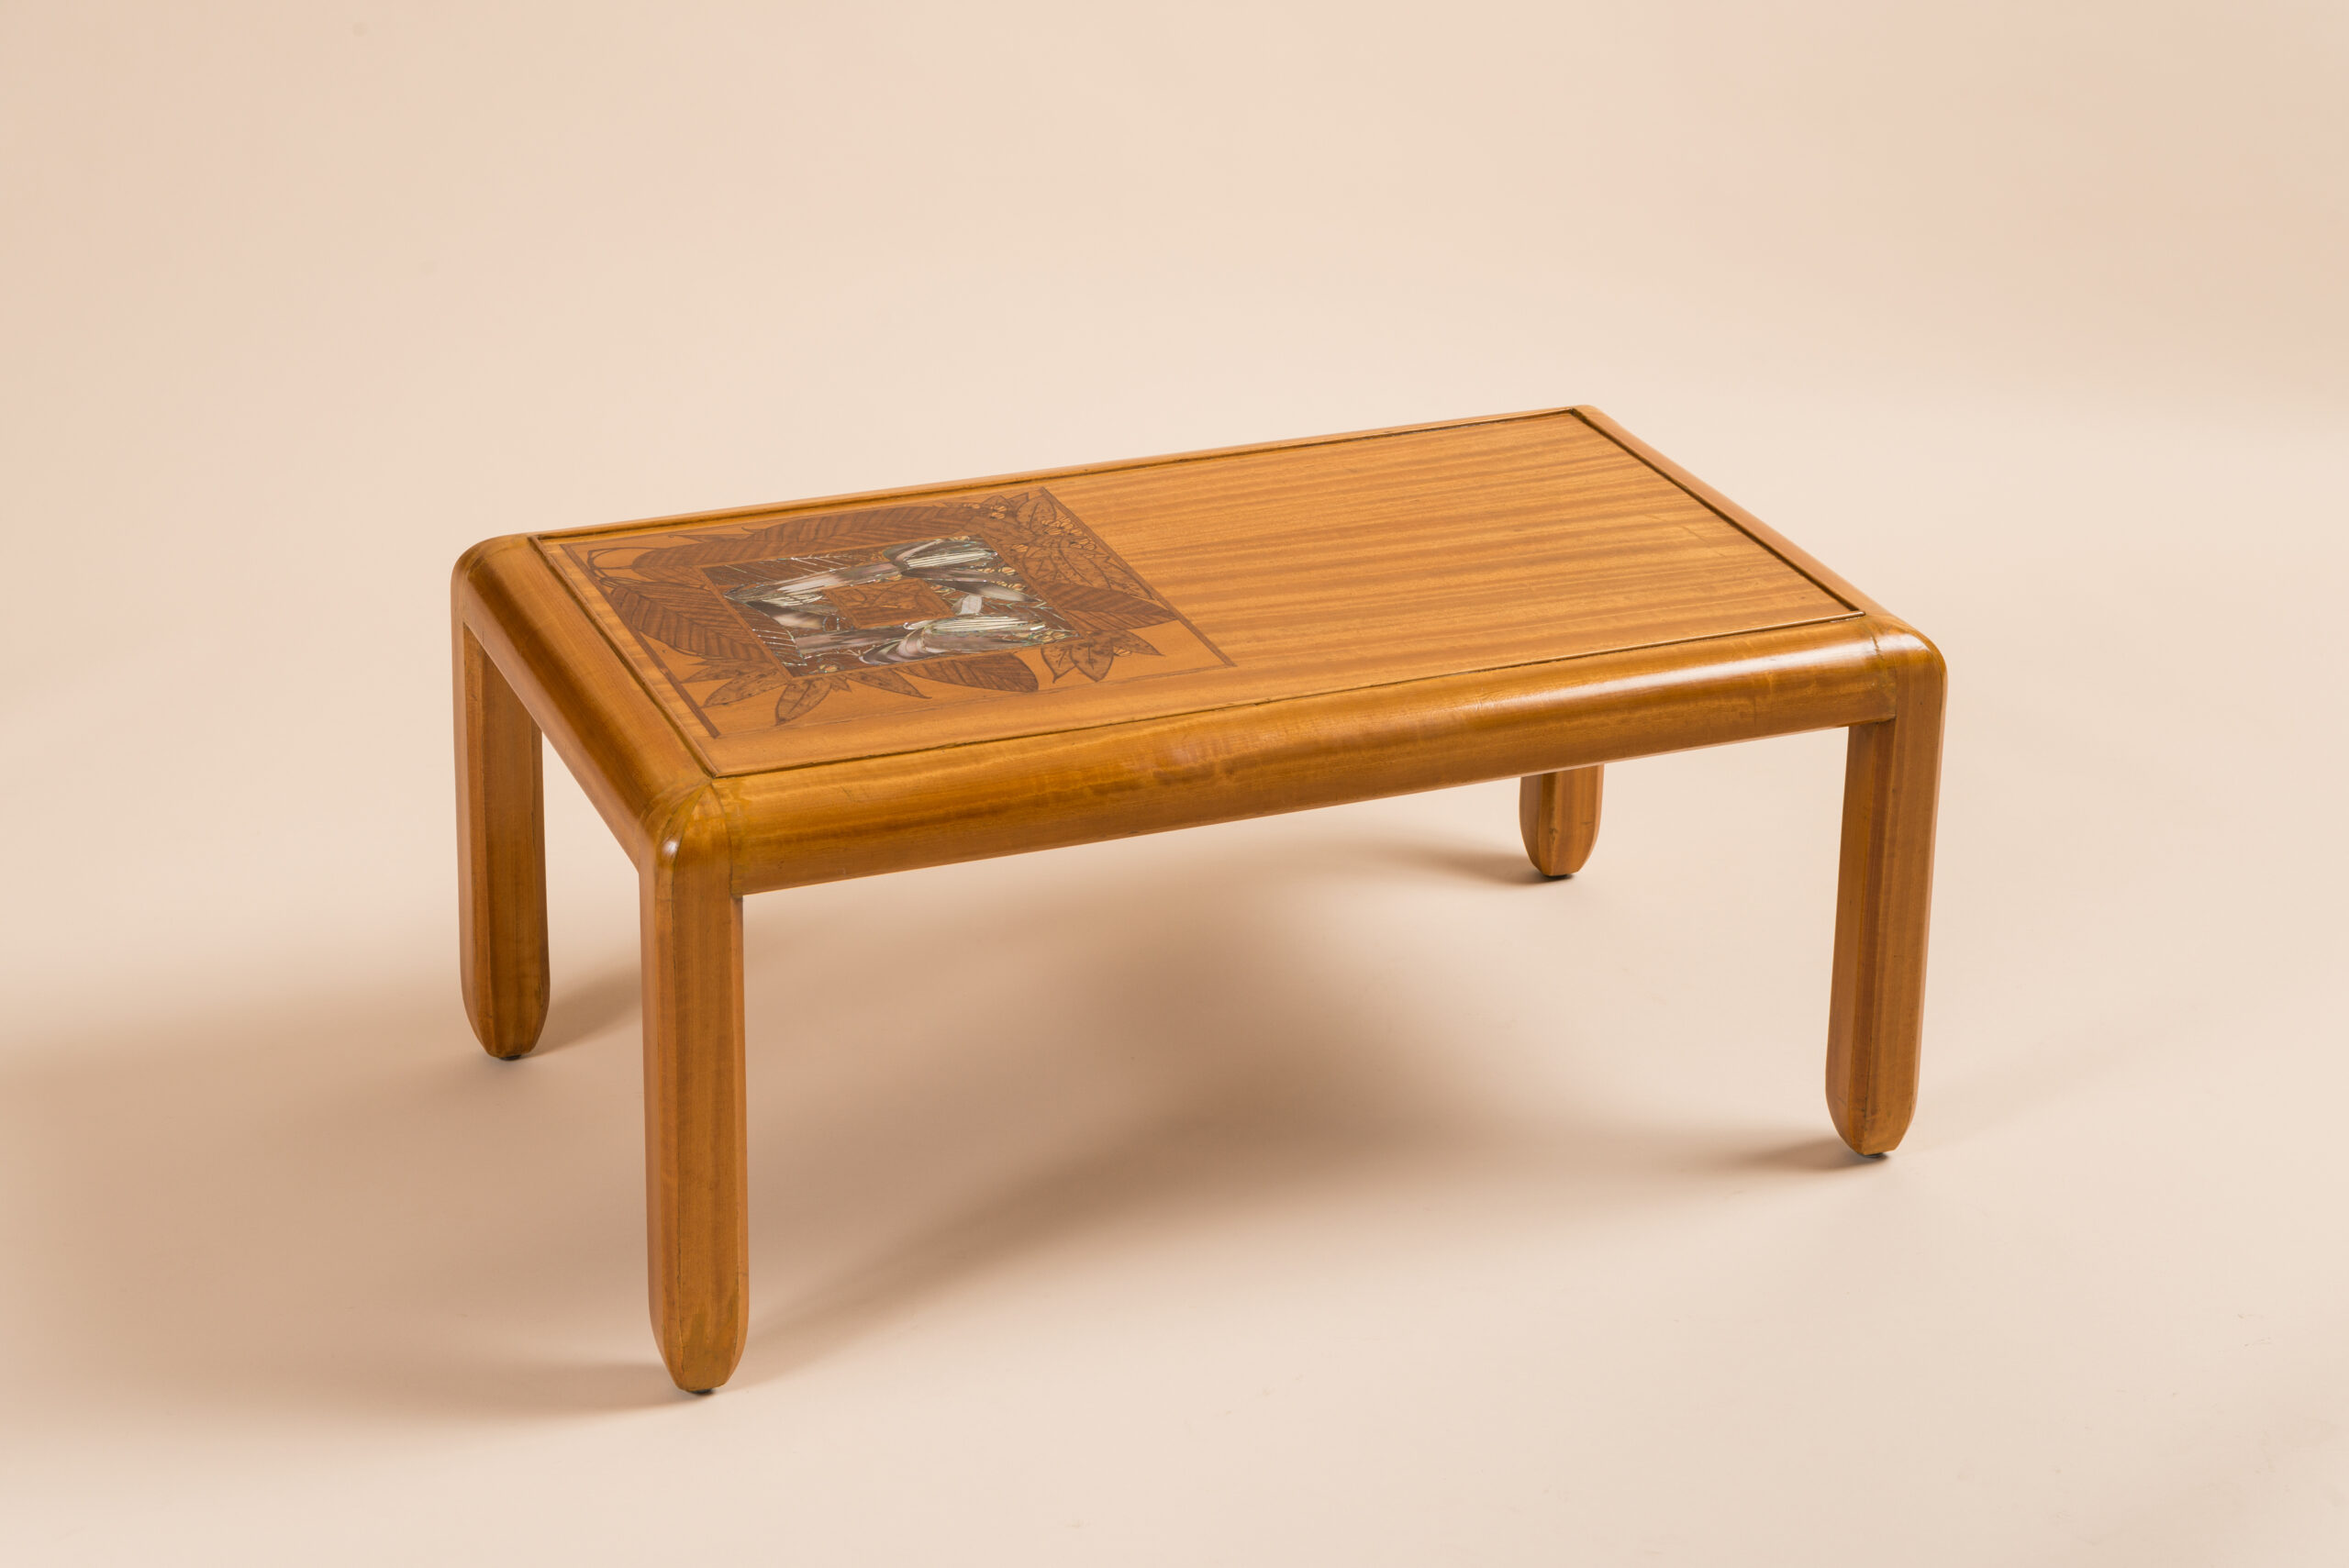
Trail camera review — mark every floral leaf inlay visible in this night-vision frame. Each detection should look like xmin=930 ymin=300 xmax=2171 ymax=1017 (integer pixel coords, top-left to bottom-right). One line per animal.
xmin=1028 ymin=580 xmax=1178 ymax=632
xmin=773 ymin=674 xmax=847 ymax=725
xmin=843 ymin=668 xmax=927 ymax=699
xmin=571 ymin=485 xmax=1220 ymax=732
xmin=912 ymin=652 xmax=1039 ymax=693
xmin=600 ymin=577 xmax=770 ymax=662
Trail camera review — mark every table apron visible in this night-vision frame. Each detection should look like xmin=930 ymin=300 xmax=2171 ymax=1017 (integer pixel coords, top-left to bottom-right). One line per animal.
xmin=721 ymin=617 xmax=1897 ymax=896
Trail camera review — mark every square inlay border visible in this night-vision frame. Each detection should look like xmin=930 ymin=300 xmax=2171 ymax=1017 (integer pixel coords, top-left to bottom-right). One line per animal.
xmin=553 ymin=487 xmax=1232 ymax=737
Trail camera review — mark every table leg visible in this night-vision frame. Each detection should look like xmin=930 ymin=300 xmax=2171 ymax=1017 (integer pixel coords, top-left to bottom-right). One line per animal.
xmin=1825 ymin=633 xmax=1946 ymax=1154
xmin=456 ymin=624 xmax=549 ymax=1059
xmin=1520 ymin=766 xmax=1605 ymax=877
xmin=641 ymin=791 xmax=748 ymax=1393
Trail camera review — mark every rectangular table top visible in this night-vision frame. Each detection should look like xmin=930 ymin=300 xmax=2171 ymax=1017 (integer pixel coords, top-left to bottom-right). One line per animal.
xmin=537 ymin=406 xmax=1858 ymax=777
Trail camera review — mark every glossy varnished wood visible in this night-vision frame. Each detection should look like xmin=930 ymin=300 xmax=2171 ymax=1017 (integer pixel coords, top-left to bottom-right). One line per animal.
xmin=1825 ymin=628 xmax=1945 ymax=1153
xmin=449 ymin=405 xmax=1948 ymax=1390
xmin=454 ymin=536 xmax=707 ymax=869
xmin=1576 ymin=406 xmax=1887 ymax=617
xmin=538 ymin=408 xmax=1855 ymax=775
xmin=1520 ymin=767 xmax=1604 ymax=878
xmin=640 ymin=790 xmax=747 ymax=1392
xmin=717 ymin=617 xmax=1892 ymax=895
xmin=455 ymin=624 xmax=549 ymax=1057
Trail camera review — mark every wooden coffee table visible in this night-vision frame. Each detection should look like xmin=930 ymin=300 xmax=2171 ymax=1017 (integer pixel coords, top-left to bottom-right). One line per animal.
xmin=452 ymin=406 xmax=1944 ymax=1392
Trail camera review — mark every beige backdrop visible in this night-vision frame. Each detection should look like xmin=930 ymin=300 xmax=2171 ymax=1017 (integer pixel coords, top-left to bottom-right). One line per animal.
xmin=3 ymin=3 xmax=2344 ymax=1563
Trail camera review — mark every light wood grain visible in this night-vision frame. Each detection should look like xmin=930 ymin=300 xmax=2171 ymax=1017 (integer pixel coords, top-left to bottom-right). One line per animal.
xmin=1825 ymin=627 xmax=1946 ymax=1153
xmin=450 ymin=406 xmax=1947 ymax=1389
xmin=1520 ymin=767 xmax=1604 ymax=878
xmin=455 ymin=537 xmax=707 ymax=871
xmin=454 ymin=623 xmax=549 ymax=1058
xmin=719 ymin=617 xmax=1890 ymax=896
xmin=1572 ymin=406 xmax=1890 ymax=617
xmin=640 ymin=788 xmax=748 ymax=1394
xmin=537 ymin=408 xmax=1857 ymax=775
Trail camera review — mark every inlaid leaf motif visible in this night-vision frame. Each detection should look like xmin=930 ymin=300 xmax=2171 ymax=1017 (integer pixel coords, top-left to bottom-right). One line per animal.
xmin=1041 ymin=628 xmax=1163 ymax=683
xmin=773 ymin=674 xmax=846 ymax=725
xmin=992 ymin=490 xmax=1152 ymax=596
xmin=913 ymin=652 xmax=1039 ymax=693
xmin=629 ymin=549 xmax=739 ymax=586
xmin=797 ymin=505 xmax=996 ymax=549
xmin=599 ymin=577 xmax=770 ymax=661
xmin=843 ymin=668 xmax=926 ymax=698
xmin=628 ymin=505 xmax=983 ymax=582
xmin=568 ymin=484 xmax=1220 ymax=738
xmin=705 ymin=667 xmax=791 ymax=705
xmin=1029 ymin=580 xmax=1177 ymax=632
